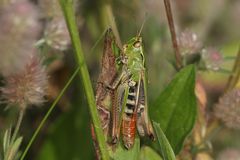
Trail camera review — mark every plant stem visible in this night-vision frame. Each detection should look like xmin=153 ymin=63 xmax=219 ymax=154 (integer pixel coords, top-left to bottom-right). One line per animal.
xmin=163 ymin=0 xmax=183 ymax=70
xmin=205 ymin=47 xmax=240 ymax=152
xmin=195 ymin=124 xmax=223 ymax=150
xmin=59 ymin=1 xmax=110 ymax=160
xmin=99 ymin=1 xmax=122 ymax=48
xmin=225 ymin=47 xmax=240 ymax=91
xmin=11 ymin=109 xmax=25 ymax=144
xmin=20 ymin=67 xmax=80 ymax=160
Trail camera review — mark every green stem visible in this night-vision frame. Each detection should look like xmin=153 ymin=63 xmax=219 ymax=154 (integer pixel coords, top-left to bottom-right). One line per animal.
xmin=99 ymin=1 xmax=122 ymax=48
xmin=204 ymin=48 xmax=240 ymax=151
xmin=59 ymin=1 xmax=110 ymax=160
xmin=20 ymin=67 xmax=80 ymax=160
xmin=10 ymin=109 xmax=25 ymax=145
xmin=90 ymin=28 xmax=108 ymax=54
xmin=226 ymin=47 xmax=240 ymax=91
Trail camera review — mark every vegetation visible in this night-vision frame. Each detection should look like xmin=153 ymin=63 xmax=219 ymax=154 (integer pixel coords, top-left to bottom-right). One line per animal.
xmin=0 ymin=0 xmax=239 ymax=160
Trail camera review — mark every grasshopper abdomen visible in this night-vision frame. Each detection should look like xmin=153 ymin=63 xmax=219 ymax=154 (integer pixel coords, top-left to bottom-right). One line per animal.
xmin=122 ymin=82 xmax=138 ymax=149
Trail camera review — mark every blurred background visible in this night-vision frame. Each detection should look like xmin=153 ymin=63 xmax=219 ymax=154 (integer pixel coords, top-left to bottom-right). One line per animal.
xmin=0 ymin=0 xmax=239 ymax=159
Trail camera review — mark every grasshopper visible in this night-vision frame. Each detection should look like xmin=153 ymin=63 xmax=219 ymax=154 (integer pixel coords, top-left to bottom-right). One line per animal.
xmin=94 ymin=0 xmax=180 ymax=153
xmin=109 ymin=34 xmax=155 ymax=149
xmin=92 ymin=28 xmax=121 ymax=159
xmin=94 ymin=28 xmax=154 ymax=151
xmin=95 ymin=28 xmax=120 ymax=135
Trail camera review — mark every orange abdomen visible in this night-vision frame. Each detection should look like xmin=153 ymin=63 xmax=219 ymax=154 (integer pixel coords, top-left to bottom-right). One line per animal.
xmin=122 ymin=114 xmax=137 ymax=149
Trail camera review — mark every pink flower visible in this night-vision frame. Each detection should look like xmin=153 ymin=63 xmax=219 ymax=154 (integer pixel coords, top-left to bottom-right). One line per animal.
xmin=214 ymin=89 xmax=240 ymax=130
xmin=0 ymin=54 xmax=48 ymax=109
xmin=44 ymin=17 xmax=71 ymax=51
xmin=201 ymin=47 xmax=223 ymax=71
xmin=0 ymin=0 xmax=42 ymax=76
xmin=178 ymin=29 xmax=202 ymax=55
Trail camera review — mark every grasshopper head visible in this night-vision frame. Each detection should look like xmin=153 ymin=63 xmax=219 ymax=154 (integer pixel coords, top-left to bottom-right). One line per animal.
xmin=123 ymin=36 xmax=145 ymax=64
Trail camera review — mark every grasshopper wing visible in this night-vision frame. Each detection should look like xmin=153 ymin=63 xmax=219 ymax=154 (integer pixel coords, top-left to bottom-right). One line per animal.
xmin=95 ymin=28 xmax=121 ymax=134
xmin=136 ymin=71 xmax=155 ymax=140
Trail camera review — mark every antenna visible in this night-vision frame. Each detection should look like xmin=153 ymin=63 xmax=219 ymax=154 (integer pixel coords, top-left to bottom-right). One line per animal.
xmin=163 ymin=0 xmax=182 ymax=69
xmin=137 ymin=13 xmax=148 ymax=37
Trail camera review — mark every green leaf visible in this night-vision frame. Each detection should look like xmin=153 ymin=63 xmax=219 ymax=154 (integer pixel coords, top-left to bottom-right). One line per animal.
xmin=150 ymin=65 xmax=196 ymax=154
xmin=5 ymin=137 xmax=22 ymax=160
xmin=153 ymin=122 xmax=175 ymax=160
xmin=110 ymin=138 xmax=140 ymax=160
xmin=139 ymin=146 xmax=163 ymax=160
xmin=3 ymin=128 xmax=11 ymax=153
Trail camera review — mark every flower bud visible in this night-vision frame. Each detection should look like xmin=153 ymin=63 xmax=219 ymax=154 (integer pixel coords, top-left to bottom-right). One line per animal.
xmin=178 ymin=29 xmax=202 ymax=55
xmin=201 ymin=47 xmax=223 ymax=71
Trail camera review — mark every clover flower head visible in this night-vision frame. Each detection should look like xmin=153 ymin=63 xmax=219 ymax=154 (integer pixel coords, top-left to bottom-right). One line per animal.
xmin=178 ymin=29 xmax=202 ymax=56
xmin=0 ymin=54 xmax=48 ymax=109
xmin=214 ymin=89 xmax=240 ymax=130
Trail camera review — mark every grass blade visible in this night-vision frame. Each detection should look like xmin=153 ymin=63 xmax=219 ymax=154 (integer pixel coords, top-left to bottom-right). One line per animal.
xmin=59 ymin=0 xmax=109 ymax=159
xmin=20 ymin=67 xmax=80 ymax=160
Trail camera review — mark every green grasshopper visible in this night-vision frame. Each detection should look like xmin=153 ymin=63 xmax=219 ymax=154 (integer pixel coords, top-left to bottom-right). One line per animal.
xmin=94 ymin=28 xmax=154 ymax=151
xmin=95 ymin=0 xmax=180 ymax=153
xmin=109 ymin=33 xmax=155 ymax=149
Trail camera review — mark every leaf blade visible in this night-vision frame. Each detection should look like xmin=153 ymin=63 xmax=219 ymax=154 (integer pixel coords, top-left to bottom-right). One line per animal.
xmin=151 ymin=65 xmax=196 ymax=154
xmin=153 ymin=122 xmax=175 ymax=160
xmin=139 ymin=146 xmax=163 ymax=160
xmin=110 ymin=138 xmax=140 ymax=160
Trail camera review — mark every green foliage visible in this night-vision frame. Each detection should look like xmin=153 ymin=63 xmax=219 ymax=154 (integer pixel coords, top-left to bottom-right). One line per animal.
xmin=20 ymin=67 xmax=80 ymax=160
xmin=6 ymin=137 xmax=22 ymax=160
xmin=153 ymin=122 xmax=175 ymax=160
xmin=3 ymin=128 xmax=11 ymax=154
xmin=36 ymin=106 xmax=94 ymax=160
xmin=110 ymin=138 xmax=140 ymax=160
xmin=139 ymin=146 xmax=163 ymax=160
xmin=151 ymin=65 xmax=197 ymax=154
xmin=0 ymin=0 xmax=239 ymax=159
xmin=59 ymin=0 xmax=109 ymax=159
xmin=3 ymin=128 xmax=22 ymax=160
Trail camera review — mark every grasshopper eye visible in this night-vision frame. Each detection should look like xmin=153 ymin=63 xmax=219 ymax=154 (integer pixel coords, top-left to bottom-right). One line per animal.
xmin=123 ymin=44 xmax=128 ymax=52
xmin=133 ymin=41 xmax=141 ymax=48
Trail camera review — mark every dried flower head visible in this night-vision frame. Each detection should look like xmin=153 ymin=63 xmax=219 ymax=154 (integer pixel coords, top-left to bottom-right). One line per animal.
xmin=0 ymin=0 xmax=42 ymax=76
xmin=214 ymin=89 xmax=240 ymax=129
xmin=217 ymin=148 xmax=240 ymax=160
xmin=178 ymin=29 xmax=202 ymax=55
xmin=44 ymin=17 xmax=71 ymax=51
xmin=201 ymin=47 xmax=223 ymax=71
xmin=0 ymin=54 xmax=48 ymax=109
